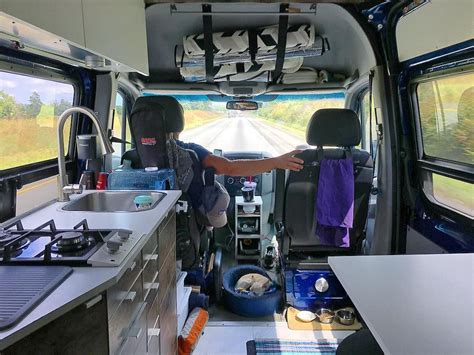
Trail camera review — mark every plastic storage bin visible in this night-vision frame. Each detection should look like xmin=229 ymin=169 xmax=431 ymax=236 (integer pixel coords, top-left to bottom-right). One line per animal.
xmin=108 ymin=168 xmax=176 ymax=190
xmin=177 ymin=286 xmax=192 ymax=334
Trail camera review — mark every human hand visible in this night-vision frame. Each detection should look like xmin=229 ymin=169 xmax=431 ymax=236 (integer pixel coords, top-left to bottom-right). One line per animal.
xmin=273 ymin=150 xmax=304 ymax=171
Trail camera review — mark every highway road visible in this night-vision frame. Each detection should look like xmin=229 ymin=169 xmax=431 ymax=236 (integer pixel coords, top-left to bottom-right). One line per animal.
xmin=179 ymin=116 xmax=307 ymax=156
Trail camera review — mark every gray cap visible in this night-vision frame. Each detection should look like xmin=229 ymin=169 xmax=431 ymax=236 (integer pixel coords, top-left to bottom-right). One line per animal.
xmin=201 ymin=181 xmax=230 ymax=228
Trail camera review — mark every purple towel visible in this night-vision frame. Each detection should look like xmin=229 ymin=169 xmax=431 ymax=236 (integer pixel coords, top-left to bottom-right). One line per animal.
xmin=315 ymin=158 xmax=354 ymax=247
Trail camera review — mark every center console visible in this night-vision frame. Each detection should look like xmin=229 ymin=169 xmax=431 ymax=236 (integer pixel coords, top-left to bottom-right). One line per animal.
xmin=221 ymin=151 xmax=272 ymax=197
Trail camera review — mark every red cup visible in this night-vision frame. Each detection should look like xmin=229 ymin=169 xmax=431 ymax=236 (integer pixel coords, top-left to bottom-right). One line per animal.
xmin=96 ymin=172 xmax=108 ymax=190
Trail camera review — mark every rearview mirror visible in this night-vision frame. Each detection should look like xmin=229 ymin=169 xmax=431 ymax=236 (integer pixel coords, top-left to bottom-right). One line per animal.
xmin=226 ymin=101 xmax=259 ymax=111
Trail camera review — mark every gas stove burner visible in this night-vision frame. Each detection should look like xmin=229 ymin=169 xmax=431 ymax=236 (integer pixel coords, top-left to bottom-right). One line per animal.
xmin=0 ymin=230 xmax=30 ymax=256
xmin=51 ymin=231 xmax=91 ymax=254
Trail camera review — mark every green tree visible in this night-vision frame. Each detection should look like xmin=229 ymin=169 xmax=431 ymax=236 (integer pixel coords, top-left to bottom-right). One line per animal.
xmin=0 ymin=90 xmax=18 ymax=118
xmin=53 ymin=99 xmax=72 ymax=116
xmin=115 ymin=105 xmax=123 ymax=117
xmin=24 ymin=91 xmax=43 ymax=118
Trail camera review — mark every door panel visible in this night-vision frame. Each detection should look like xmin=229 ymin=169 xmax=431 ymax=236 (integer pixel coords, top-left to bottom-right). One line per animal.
xmin=396 ymin=0 xmax=473 ymax=62
xmin=393 ymin=3 xmax=474 ymax=253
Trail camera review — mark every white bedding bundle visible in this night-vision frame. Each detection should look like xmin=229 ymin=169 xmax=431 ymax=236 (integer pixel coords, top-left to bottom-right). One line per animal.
xmin=176 ymin=24 xmax=327 ymax=82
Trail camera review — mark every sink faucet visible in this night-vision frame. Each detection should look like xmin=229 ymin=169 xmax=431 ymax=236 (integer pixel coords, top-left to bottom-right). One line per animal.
xmin=57 ymin=106 xmax=114 ymax=202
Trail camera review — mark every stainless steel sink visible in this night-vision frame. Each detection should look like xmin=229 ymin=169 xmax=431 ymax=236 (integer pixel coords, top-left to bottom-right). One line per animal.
xmin=61 ymin=191 xmax=166 ymax=212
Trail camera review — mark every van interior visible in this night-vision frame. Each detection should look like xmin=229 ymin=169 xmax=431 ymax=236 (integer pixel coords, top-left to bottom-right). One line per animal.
xmin=0 ymin=1 xmax=472 ymax=354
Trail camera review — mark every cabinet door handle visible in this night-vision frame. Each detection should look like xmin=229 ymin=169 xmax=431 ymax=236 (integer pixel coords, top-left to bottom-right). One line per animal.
xmin=85 ymin=295 xmax=102 ymax=309
xmin=124 ymin=291 xmax=137 ymax=302
xmin=145 ymin=254 xmax=158 ymax=262
xmin=129 ymin=261 xmax=137 ymax=271
xmin=148 ymin=328 xmax=160 ymax=338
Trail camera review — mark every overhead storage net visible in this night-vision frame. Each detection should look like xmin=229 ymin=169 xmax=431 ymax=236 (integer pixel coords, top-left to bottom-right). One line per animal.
xmin=176 ymin=24 xmax=328 ymax=82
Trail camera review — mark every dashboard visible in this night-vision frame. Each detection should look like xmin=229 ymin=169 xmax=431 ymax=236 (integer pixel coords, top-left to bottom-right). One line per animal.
xmin=219 ymin=151 xmax=273 ymax=197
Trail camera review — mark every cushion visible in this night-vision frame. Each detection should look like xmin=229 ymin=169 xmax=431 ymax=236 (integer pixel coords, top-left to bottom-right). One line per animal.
xmin=178 ymin=307 xmax=209 ymax=355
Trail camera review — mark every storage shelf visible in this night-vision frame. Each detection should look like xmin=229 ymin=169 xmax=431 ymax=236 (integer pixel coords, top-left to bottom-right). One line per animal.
xmin=236 ymin=234 xmax=261 ymax=239
xmin=235 ymin=196 xmax=263 ymax=260
xmin=237 ymin=213 xmax=261 ymax=217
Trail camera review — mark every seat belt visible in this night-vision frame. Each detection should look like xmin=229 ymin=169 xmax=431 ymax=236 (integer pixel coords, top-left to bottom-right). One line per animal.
xmin=363 ymin=70 xmax=381 ymax=254
xmin=273 ymin=168 xmax=286 ymax=228
xmin=202 ymin=4 xmax=214 ymax=83
xmin=272 ymin=3 xmax=289 ymax=83
xmin=369 ymin=70 xmax=382 ymax=194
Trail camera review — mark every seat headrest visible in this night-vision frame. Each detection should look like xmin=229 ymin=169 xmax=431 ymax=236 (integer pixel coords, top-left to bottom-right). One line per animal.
xmin=306 ymin=108 xmax=361 ymax=147
xmin=132 ymin=96 xmax=184 ymax=133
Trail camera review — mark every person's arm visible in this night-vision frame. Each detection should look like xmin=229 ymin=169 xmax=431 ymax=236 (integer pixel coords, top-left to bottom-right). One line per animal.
xmin=202 ymin=150 xmax=304 ymax=176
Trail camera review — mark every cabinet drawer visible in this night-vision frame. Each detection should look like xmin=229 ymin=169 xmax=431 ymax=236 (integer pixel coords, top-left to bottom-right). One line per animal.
xmin=109 ymin=274 xmax=144 ymax=355
xmin=158 ymin=285 xmax=177 ymax=355
xmin=158 ymin=212 xmax=176 ymax=271
xmin=157 ymin=250 xmax=176 ymax=308
xmin=146 ymin=281 xmax=160 ymax=328
xmin=147 ymin=329 xmax=160 ymax=354
xmin=117 ymin=302 xmax=147 ymax=355
xmin=108 ymin=253 xmax=142 ymax=319
xmin=142 ymin=231 xmax=158 ymax=263
xmin=143 ymin=249 xmax=159 ymax=300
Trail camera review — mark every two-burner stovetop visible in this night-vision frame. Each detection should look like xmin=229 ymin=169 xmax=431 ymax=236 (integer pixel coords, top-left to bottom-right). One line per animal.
xmin=0 ymin=219 xmax=135 ymax=267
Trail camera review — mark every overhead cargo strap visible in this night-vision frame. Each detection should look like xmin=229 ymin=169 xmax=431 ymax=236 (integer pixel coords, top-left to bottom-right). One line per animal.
xmin=248 ymin=28 xmax=258 ymax=64
xmin=273 ymin=3 xmax=289 ymax=83
xmin=202 ymin=4 xmax=214 ymax=83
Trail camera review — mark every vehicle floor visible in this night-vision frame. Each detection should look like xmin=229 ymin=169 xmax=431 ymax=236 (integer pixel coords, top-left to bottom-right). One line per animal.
xmin=194 ymin=321 xmax=354 ymax=355
xmin=196 ymin=240 xmax=354 ymax=354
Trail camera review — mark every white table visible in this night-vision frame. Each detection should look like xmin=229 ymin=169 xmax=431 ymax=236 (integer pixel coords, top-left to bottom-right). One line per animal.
xmin=328 ymin=254 xmax=474 ymax=355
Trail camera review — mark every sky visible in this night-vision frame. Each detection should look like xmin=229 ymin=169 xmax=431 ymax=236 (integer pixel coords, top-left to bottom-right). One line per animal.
xmin=0 ymin=71 xmax=74 ymax=105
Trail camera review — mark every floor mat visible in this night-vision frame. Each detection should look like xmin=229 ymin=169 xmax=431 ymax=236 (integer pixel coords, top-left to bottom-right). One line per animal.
xmin=246 ymin=338 xmax=339 ymax=355
xmin=286 ymin=307 xmax=362 ymax=331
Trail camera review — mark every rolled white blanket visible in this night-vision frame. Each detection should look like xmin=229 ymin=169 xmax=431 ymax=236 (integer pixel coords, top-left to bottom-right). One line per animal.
xmin=183 ymin=24 xmax=316 ymax=57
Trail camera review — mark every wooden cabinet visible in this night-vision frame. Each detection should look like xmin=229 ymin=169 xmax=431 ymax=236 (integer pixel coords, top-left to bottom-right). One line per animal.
xmin=81 ymin=0 xmax=148 ymax=75
xmin=109 ymin=210 xmax=177 ymax=355
xmin=0 ymin=0 xmax=149 ymax=75
xmin=2 ymin=294 xmax=109 ymax=355
xmin=0 ymin=0 xmax=85 ymax=46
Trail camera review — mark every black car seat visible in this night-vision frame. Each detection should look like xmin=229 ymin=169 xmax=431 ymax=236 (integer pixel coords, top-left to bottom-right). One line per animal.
xmin=126 ymin=95 xmax=214 ymax=270
xmin=281 ymin=108 xmax=373 ymax=259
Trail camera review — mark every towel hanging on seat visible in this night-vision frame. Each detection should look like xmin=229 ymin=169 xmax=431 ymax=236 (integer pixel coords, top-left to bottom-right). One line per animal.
xmin=315 ymin=158 xmax=354 ymax=247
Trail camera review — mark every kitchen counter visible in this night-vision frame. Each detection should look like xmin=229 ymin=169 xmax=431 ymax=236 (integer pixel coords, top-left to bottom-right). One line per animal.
xmin=0 ymin=190 xmax=181 ymax=350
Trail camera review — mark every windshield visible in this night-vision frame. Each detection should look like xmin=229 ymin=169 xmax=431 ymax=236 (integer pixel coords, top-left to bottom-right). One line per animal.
xmin=170 ymin=93 xmax=345 ymax=156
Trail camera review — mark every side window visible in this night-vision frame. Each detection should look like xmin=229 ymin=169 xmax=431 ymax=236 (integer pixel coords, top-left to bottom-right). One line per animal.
xmin=111 ymin=92 xmax=132 ymax=169
xmin=415 ymin=71 xmax=473 ymax=217
xmin=0 ymin=71 xmax=74 ymax=171
xmin=417 ymin=72 xmax=473 ymax=165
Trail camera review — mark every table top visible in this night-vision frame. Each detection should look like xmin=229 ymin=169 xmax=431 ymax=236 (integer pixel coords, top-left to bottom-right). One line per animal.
xmin=328 ymin=253 xmax=474 ymax=355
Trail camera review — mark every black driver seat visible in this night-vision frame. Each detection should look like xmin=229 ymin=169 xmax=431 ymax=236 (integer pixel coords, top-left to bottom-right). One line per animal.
xmin=282 ymin=109 xmax=373 ymax=259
